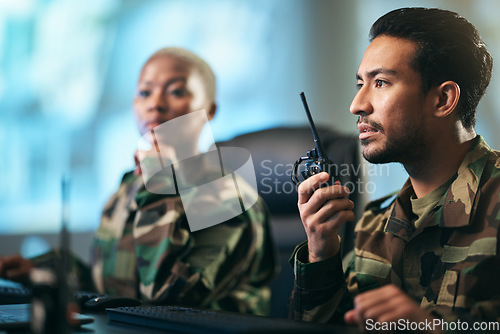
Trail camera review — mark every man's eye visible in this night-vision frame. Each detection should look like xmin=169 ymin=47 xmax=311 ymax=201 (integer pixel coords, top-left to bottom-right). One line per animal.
xmin=138 ymin=90 xmax=150 ymax=98
xmin=375 ymin=80 xmax=387 ymax=88
xmin=356 ymin=83 xmax=363 ymax=90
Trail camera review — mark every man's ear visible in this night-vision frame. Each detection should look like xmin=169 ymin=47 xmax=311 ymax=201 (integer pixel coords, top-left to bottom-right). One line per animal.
xmin=207 ymin=103 xmax=217 ymax=121
xmin=434 ymin=81 xmax=460 ymax=118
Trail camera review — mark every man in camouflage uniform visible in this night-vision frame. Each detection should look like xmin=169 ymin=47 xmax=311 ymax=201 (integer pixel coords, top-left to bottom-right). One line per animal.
xmin=290 ymin=7 xmax=500 ymax=331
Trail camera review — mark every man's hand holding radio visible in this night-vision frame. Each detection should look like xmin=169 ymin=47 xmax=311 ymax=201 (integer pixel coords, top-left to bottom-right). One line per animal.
xmin=297 ymin=172 xmax=355 ymax=263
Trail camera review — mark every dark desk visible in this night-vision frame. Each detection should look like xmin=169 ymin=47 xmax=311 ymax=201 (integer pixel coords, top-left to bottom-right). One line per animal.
xmin=0 ymin=311 xmax=165 ymax=334
xmin=73 ymin=310 xmax=359 ymax=334
xmin=72 ymin=312 xmax=176 ymax=334
xmin=74 ymin=311 xmax=165 ymax=333
xmin=0 ymin=305 xmax=357 ymax=333
xmin=0 ymin=279 xmax=356 ymax=333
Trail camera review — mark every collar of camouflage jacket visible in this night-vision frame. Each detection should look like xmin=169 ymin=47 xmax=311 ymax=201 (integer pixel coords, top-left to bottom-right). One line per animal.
xmin=385 ymin=135 xmax=493 ymax=241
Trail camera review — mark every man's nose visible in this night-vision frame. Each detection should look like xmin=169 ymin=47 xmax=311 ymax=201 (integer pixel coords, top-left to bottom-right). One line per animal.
xmin=349 ymin=87 xmax=373 ymax=116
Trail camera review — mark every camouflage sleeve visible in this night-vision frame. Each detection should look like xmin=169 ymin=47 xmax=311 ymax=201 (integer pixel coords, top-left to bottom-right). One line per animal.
xmin=289 ymin=241 xmax=352 ymax=323
xmin=135 ymin=196 xmax=275 ymax=314
xmin=93 ymin=170 xmax=276 ymax=314
xmin=140 ymin=208 xmax=246 ymax=304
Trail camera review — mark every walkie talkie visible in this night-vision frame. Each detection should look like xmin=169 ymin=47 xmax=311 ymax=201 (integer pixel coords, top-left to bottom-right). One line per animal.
xmin=291 ymin=92 xmax=339 ymax=187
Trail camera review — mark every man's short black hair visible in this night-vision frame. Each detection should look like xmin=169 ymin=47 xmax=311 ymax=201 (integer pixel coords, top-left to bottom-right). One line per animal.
xmin=370 ymin=7 xmax=493 ymax=129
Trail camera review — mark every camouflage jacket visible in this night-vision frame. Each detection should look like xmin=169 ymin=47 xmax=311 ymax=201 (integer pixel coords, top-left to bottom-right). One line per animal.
xmin=290 ymin=136 xmax=500 ymax=325
xmin=91 ymin=166 xmax=278 ymax=315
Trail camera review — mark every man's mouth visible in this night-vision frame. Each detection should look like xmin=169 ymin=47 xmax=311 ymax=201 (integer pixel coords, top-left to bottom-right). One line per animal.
xmin=357 ymin=123 xmax=379 ymax=140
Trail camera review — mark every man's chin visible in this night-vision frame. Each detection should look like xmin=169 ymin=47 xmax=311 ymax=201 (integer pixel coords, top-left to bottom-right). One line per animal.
xmin=362 ymin=145 xmax=394 ymax=164
xmin=360 ymin=139 xmax=378 ymax=156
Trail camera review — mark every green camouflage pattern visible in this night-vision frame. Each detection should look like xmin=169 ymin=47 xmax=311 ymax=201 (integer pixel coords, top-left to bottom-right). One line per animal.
xmin=91 ymin=165 xmax=278 ymax=315
xmin=290 ymin=136 xmax=500 ymax=325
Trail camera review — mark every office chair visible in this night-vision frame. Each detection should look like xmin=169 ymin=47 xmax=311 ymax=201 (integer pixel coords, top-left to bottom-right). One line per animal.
xmin=215 ymin=126 xmax=365 ymax=318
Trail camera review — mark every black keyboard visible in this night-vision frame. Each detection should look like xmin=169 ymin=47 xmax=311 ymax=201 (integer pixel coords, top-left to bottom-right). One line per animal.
xmin=0 ymin=304 xmax=30 ymax=330
xmin=0 ymin=284 xmax=104 ymax=309
xmin=106 ymin=305 xmax=356 ymax=334
xmin=0 ymin=304 xmax=94 ymax=330
xmin=0 ymin=285 xmax=32 ymax=304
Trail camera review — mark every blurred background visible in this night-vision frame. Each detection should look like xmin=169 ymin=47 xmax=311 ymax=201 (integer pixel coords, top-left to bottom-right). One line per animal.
xmin=1 ymin=0 xmax=500 ymax=259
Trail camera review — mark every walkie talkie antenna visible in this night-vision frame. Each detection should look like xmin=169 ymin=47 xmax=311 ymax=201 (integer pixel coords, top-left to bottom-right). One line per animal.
xmin=300 ymin=92 xmax=326 ymax=159
xmin=292 ymin=92 xmax=338 ymax=186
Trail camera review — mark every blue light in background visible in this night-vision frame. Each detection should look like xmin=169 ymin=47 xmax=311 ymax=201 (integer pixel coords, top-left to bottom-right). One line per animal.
xmin=1 ymin=0 xmax=500 ymax=237
xmin=20 ymin=235 xmax=51 ymax=258
xmin=0 ymin=0 xmax=307 ymax=234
